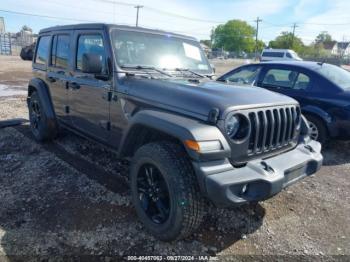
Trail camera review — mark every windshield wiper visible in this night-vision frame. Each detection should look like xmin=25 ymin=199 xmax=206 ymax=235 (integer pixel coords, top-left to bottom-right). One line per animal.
xmin=121 ymin=65 xmax=173 ymax=78
xmin=174 ymin=68 xmax=212 ymax=79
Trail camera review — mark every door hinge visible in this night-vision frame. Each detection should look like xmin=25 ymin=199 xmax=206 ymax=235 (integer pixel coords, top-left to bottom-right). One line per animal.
xmin=65 ymin=105 xmax=70 ymax=114
xmin=106 ymin=121 xmax=111 ymax=131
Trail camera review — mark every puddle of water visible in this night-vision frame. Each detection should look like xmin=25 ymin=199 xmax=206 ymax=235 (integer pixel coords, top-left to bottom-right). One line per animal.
xmin=0 ymin=84 xmax=27 ymax=97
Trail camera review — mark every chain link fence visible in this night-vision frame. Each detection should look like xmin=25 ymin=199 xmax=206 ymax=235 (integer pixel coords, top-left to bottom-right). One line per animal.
xmin=0 ymin=31 xmax=36 ymax=56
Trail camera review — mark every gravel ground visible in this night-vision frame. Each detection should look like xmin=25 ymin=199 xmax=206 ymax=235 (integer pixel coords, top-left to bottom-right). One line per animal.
xmin=0 ymin=56 xmax=349 ymax=260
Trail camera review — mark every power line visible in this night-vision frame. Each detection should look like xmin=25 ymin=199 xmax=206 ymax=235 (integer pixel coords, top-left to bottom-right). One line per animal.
xmin=92 ymin=0 xmax=225 ymax=24
xmin=0 ymin=8 xmax=98 ymax=23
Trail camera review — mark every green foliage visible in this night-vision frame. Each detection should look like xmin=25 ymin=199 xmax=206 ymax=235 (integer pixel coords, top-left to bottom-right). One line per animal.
xmin=268 ymin=31 xmax=304 ymax=52
xmin=200 ymin=40 xmax=212 ymax=48
xmin=299 ymin=44 xmax=331 ymax=58
xmin=212 ymin=20 xmax=256 ymax=52
xmin=315 ymin=31 xmax=333 ymax=45
xmin=256 ymin=40 xmax=266 ymax=52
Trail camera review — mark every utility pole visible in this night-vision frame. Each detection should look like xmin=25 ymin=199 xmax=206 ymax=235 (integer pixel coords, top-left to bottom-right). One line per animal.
xmin=291 ymin=23 xmax=298 ymax=49
xmin=135 ymin=5 xmax=143 ymax=27
xmin=254 ymin=17 xmax=262 ymax=60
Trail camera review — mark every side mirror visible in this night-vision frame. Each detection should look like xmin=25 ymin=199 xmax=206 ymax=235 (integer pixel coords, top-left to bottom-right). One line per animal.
xmin=82 ymin=53 xmax=103 ymax=74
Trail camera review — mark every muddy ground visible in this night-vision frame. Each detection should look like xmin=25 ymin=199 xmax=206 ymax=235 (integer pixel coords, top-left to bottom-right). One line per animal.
xmin=0 ymin=55 xmax=349 ymax=261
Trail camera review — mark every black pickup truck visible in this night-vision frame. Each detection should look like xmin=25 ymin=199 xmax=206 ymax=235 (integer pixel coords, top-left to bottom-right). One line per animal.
xmin=27 ymin=23 xmax=323 ymax=241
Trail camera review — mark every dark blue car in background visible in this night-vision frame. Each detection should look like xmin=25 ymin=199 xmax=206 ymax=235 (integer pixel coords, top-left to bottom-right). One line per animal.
xmin=218 ymin=61 xmax=350 ymax=144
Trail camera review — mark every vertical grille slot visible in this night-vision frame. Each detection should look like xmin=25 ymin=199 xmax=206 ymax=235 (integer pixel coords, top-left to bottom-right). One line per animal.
xmin=265 ymin=110 xmax=273 ymax=150
xmin=246 ymin=105 xmax=298 ymax=157
xmin=280 ymin=108 xmax=287 ymax=146
xmin=273 ymin=109 xmax=280 ymax=147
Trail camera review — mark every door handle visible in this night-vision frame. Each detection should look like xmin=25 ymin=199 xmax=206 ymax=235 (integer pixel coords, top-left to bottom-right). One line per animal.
xmin=47 ymin=76 xmax=57 ymax=83
xmin=69 ymin=82 xmax=81 ymax=90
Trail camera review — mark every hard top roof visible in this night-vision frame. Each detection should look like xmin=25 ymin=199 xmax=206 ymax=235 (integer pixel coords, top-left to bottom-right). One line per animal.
xmin=39 ymin=23 xmax=197 ymax=41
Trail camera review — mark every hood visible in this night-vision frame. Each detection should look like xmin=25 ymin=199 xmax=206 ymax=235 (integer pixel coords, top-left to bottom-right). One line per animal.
xmin=124 ymin=77 xmax=298 ymax=119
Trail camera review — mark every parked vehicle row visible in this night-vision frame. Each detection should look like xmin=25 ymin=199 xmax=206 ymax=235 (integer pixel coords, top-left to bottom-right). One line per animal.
xmin=27 ymin=23 xmax=322 ymax=241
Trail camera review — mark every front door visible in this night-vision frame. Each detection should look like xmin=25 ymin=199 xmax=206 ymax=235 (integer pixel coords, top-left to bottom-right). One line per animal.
xmin=68 ymin=31 xmax=111 ymax=142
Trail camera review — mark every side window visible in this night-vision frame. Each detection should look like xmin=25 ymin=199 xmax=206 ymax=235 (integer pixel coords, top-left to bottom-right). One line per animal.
xmin=286 ymin=53 xmax=292 ymax=58
xmin=226 ymin=66 xmax=261 ymax=85
xmin=51 ymin=35 xmax=70 ymax=69
xmin=262 ymin=52 xmax=284 ymax=58
xmin=76 ymin=34 xmax=105 ymax=72
xmin=294 ymin=73 xmax=310 ymax=90
xmin=262 ymin=69 xmax=297 ymax=89
xmin=35 ymin=36 xmax=50 ymax=65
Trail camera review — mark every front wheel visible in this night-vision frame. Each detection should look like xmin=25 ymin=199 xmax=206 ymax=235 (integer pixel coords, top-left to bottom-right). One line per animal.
xmin=130 ymin=142 xmax=206 ymax=241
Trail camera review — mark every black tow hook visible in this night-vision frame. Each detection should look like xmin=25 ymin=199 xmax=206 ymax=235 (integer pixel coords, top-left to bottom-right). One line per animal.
xmin=261 ymin=161 xmax=274 ymax=173
xmin=304 ymin=145 xmax=315 ymax=153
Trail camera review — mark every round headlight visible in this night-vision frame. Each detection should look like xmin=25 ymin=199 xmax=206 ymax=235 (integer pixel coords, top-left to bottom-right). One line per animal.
xmin=226 ymin=115 xmax=240 ymax=138
xmin=225 ymin=114 xmax=251 ymax=141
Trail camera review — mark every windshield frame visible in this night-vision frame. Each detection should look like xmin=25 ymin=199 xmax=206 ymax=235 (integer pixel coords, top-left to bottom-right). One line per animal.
xmin=109 ymin=28 xmax=213 ymax=75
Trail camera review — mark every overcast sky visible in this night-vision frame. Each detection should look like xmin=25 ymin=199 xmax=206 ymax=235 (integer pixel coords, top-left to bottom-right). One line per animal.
xmin=1 ymin=0 xmax=350 ymax=44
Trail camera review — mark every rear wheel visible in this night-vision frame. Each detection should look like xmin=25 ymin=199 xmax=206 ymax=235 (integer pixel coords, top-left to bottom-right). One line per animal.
xmin=305 ymin=115 xmax=328 ymax=144
xmin=130 ymin=142 xmax=206 ymax=241
xmin=28 ymin=91 xmax=57 ymax=142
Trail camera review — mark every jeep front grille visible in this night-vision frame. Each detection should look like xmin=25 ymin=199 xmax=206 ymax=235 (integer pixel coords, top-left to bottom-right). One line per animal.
xmin=247 ymin=105 xmax=300 ymax=156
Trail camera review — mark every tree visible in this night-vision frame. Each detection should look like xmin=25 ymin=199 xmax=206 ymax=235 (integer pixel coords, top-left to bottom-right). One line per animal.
xmin=211 ymin=20 xmax=256 ymax=52
xmin=268 ymin=31 xmax=304 ymax=52
xmin=315 ymin=31 xmax=333 ymax=46
xmin=200 ymin=40 xmax=212 ymax=48
xmin=256 ymin=40 xmax=266 ymax=52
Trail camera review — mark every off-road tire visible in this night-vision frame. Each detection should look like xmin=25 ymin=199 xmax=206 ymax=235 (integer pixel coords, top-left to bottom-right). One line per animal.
xmin=305 ymin=114 xmax=328 ymax=144
xmin=28 ymin=91 xmax=56 ymax=142
xmin=130 ymin=141 xmax=206 ymax=241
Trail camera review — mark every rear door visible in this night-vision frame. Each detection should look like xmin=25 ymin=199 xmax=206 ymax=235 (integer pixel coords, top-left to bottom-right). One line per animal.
xmin=47 ymin=31 xmax=72 ymax=122
xmin=258 ymin=66 xmax=314 ymax=107
xmin=68 ymin=30 xmax=112 ymax=142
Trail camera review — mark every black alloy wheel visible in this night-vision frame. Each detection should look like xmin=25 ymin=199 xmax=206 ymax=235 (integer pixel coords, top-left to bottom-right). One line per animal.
xmin=137 ymin=163 xmax=170 ymax=224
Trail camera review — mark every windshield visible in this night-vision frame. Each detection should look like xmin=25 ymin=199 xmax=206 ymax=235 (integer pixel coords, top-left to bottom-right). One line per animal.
xmin=315 ymin=64 xmax=350 ymax=90
xmin=289 ymin=51 xmax=301 ymax=59
xmin=111 ymin=29 xmax=212 ymax=74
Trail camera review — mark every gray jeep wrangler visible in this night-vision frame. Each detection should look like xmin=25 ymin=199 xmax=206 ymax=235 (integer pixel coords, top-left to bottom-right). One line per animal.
xmin=27 ymin=23 xmax=323 ymax=241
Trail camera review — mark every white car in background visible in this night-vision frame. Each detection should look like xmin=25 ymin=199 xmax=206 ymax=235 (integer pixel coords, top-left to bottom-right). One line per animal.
xmin=260 ymin=49 xmax=303 ymax=61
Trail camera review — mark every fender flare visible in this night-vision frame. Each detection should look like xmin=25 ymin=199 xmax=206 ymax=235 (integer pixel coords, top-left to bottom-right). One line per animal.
xmin=28 ymin=78 xmax=57 ymax=128
xmin=119 ymin=110 xmax=231 ymax=161
xmin=302 ymin=105 xmax=335 ymax=136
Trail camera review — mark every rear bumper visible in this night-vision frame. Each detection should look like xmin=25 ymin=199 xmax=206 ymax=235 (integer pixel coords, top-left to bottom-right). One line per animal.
xmin=193 ymin=140 xmax=323 ymax=207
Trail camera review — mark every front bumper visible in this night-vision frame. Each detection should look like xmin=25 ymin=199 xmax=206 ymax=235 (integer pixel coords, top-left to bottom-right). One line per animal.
xmin=193 ymin=140 xmax=323 ymax=207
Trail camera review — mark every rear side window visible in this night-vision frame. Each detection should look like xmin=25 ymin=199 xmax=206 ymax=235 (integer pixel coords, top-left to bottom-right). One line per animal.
xmin=286 ymin=53 xmax=292 ymax=58
xmin=262 ymin=69 xmax=296 ymax=88
xmin=262 ymin=52 xmax=284 ymax=58
xmin=294 ymin=73 xmax=310 ymax=90
xmin=51 ymin=35 xmax=70 ymax=69
xmin=35 ymin=36 xmax=50 ymax=65
xmin=76 ymin=34 xmax=105 ymax=72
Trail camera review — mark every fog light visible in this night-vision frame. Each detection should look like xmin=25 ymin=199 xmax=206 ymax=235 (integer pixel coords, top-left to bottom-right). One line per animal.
xmin=241 ymin=184 xmax=248 ymax=194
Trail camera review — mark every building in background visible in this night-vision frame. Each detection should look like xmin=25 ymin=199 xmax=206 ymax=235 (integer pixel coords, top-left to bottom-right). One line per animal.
xmin=1 ymin=18 xmax=37 ymax=56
